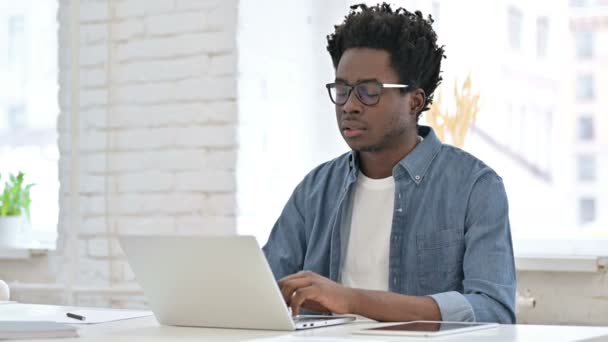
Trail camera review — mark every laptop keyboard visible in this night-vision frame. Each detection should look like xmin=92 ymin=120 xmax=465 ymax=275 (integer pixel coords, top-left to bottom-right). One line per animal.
xmin=294 ymin=316 xmax=342 ymax=323
xmin=294 ymin=317 xmax=324 ymax=322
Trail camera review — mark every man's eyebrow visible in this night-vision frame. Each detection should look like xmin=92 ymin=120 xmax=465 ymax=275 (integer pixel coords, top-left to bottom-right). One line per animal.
xmin=334 ymin=77 xmax=379 ymax=84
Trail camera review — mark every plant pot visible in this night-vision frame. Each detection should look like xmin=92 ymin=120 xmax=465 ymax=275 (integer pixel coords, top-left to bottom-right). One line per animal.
xmin=0 ymin=216 xmax=24 ymax=248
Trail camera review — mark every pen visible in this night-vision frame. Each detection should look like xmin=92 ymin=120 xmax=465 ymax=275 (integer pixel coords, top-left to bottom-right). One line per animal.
xmin=66 ymin=312 xmax=86 ymax=321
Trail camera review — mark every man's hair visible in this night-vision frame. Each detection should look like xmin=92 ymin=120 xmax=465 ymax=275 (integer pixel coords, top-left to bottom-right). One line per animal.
xmin=326 ymin=2 xmax=445 ymax=114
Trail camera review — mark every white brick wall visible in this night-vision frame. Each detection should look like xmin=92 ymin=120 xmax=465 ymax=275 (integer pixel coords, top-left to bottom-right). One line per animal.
xmin=4 ymin=0 xmax=238 ymax=308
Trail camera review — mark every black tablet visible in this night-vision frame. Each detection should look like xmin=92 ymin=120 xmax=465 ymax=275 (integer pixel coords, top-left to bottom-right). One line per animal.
xmin=354 ymin=321 xmax=499 ymax=337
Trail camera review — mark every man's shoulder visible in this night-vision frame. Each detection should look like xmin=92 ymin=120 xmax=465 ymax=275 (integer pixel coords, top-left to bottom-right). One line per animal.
xmin=306 ymin=151 xmax=351 ymax=180
xmin=437 ymin=144 xmax=502 ymax=182
xmin=297 ymin=151 xmax=351 ymax=190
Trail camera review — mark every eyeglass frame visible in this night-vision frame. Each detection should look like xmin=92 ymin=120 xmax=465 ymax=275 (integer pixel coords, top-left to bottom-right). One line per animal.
xmin=325 ymin=80 xmax=409 ymax=106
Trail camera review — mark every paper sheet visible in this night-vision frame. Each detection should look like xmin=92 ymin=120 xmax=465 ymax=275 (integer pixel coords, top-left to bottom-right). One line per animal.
xmin=57 ymin=309 xmax=153 ymax=324
xmin=0 ymin=304 xmax=152 ymax=324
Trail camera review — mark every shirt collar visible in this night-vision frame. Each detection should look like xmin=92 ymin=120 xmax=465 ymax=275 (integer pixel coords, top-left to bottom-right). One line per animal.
xmin=397 ymin=125 xmax=442 ymax=184
xmin=347 ymin=125 xmax=442 ymax=185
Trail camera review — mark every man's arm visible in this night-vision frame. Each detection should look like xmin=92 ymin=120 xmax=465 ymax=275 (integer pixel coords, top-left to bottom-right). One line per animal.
xmin=455 ymin=171 xmax=516 ymax=323
xmin=279 ymin=271 xmax=440 ymax=321
xmin=388 ymin=172 xmax=515 ymax=323
xmin=349 ymin=289 xmax=441 ymax=321
xmin=262 ymin=182 xmax=308 ymax=280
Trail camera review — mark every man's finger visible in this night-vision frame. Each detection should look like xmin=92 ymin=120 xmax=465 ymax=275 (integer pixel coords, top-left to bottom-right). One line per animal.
xmin=279 ymin=277 xmax=313 ymax=304
xmin=290 ymin=285 xmax=318 ymax=317
xmin=278 ymin=270 xmax=316 ymax=284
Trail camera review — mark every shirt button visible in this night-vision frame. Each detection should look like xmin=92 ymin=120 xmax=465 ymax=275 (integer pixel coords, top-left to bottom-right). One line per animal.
xmin=392 ymin=277 xmax=398 ymax=285
xmin=415 ymin=175 xmax=421 ymax=181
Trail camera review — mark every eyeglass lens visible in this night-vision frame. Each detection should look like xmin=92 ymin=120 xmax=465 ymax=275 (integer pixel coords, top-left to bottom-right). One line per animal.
xmin=330 ymin=82 xmax=382 ymax=105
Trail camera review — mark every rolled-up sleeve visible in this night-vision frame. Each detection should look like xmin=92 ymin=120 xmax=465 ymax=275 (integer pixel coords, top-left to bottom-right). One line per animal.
xmin=429 ymin=291 xmax=476 ymax=321
xmin=432 ymin=172 xmax=516 ymax=324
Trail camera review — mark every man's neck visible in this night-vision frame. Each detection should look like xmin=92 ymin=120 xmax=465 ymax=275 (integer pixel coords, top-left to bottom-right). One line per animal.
xmin=359 ymin=135 xmax=421 ymax=179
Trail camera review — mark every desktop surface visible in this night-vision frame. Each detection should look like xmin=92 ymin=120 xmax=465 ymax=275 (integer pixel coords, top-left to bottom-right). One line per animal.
xmin=3 ymin=304 xmax=608 ymax=342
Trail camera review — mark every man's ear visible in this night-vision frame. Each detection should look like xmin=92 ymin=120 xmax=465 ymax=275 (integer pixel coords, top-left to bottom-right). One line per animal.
xmin=409 ymin=88 xmax=426 ymax=115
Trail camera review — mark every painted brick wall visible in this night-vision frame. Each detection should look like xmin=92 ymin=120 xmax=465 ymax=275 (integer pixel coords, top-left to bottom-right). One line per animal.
xmin=4 ymin=0 xmax=238 ymax=308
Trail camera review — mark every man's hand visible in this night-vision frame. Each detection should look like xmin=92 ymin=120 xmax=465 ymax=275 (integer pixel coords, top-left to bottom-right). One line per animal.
xmin=278 ymin=271 xmax=355 ymax=316
xmin=278 ymin=271 xmax=442 ymax=322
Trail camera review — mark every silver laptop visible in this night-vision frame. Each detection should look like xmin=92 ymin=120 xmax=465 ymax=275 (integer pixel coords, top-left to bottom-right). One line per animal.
xmin=119 ymin=235 xmax=356 ymax=331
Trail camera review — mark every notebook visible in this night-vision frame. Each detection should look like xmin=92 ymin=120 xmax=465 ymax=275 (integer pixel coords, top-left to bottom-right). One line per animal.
xmin=119 ymin=235 xmax=356 ymax=331
xmin=0 ymin=321 xmax=78 ymax=340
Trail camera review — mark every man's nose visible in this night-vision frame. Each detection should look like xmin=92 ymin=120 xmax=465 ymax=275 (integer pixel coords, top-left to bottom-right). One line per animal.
xmin=341 ymin=89 xmax=363 ymax=114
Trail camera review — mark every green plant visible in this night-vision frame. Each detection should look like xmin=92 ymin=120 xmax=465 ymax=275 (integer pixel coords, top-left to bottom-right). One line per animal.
xmin=0 ymin=172 xmax=34 ymax=219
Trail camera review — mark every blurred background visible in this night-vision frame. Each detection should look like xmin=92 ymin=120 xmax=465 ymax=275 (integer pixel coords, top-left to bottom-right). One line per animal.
xmin=0 ymin=0 xmax=606 ymax=325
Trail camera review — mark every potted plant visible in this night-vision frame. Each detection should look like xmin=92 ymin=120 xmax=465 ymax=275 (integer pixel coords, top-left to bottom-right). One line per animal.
xmin=0 ymin=172 xmax=34 ymax=248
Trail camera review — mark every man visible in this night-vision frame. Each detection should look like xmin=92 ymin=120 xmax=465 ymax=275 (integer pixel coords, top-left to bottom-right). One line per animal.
xmin=263 ymin=3 xmax=516 ymax=324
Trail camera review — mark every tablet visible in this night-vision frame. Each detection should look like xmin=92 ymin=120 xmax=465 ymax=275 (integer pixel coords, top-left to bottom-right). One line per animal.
xmin=354 ymin=321 xmax=499 ymax=337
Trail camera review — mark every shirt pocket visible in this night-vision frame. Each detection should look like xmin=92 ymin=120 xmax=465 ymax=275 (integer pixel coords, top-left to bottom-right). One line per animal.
xmin=416 ymin=228 xmax=465 ymax=294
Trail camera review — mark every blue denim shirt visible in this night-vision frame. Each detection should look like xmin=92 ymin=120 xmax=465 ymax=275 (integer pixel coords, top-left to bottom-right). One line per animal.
xmin=263 ymin=126 xmax=516 ymax=323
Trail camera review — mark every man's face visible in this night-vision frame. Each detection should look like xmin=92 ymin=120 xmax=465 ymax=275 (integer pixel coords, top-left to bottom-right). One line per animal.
xmin=334 ymin=48 xmax=417 ymax=153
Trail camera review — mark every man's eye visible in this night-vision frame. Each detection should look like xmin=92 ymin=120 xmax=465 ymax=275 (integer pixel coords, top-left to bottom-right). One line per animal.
xmin=357 ymin=84 xmax=380 ymax=97
xmin=358 ymin=88 xmax=379 ymax=97
xmin=335 ymin=88 xmax=349 ymax=95
xmin=362 ymin=91 xmax=379 ymax=97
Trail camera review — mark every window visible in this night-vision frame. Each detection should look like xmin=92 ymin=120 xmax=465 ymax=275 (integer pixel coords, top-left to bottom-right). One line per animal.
xmin=536 ymin=17 xmax=549 ymax=57
xmin=577 ymin=155 xmax=596 ymax=182
xmin=575 ymin=30 xmax=593 ymax=59
xmin=7 ymin=104 xmax=26 ymax=129
xmin=579 ymin=198 xmax=596 ymax=224
xmin=8 ymin=15 xmax=26 ymax=66
xmin=0 ymin=3 xmax=59 ymax=246
xmin=508 ymin=6 xmax=523 ymax=50
xmin=576 ymin=74 xmax=594 ymax=101
xmin=238 ymin=1 xmax=608 ymax=257
xmin=570 ymin=0 xmax=590 ymax=7
xmin=578 ymin=116 xmax=594 ymax=141
xmin=431 ymin=1 xmax=440 ymax=31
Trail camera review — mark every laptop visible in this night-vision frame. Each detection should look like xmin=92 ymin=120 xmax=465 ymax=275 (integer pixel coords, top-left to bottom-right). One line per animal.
xmin=119 ymin=235 xmax=356 ymax=331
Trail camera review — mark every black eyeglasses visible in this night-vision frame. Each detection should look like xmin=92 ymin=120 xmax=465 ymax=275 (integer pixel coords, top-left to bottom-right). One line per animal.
xmin=325 ymin=81 xmax=408 ymax=106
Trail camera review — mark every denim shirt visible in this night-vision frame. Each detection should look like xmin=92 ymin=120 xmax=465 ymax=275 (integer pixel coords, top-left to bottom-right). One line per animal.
xmin=263 ymin=126 xmax=516 ymax=324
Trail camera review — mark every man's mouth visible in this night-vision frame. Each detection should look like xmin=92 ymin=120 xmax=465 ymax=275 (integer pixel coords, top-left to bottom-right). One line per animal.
xmin=342 ymin=125 xmax=366 ymax=138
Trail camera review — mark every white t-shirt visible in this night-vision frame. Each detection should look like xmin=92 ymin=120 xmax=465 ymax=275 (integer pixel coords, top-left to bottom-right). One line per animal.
xmin=341 ymin=170 xmax=395 ymax=291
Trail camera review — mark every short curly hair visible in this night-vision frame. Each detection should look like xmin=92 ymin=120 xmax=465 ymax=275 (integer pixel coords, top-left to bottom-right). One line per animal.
xmin=327 ymin=2 xmax=445 ymax=114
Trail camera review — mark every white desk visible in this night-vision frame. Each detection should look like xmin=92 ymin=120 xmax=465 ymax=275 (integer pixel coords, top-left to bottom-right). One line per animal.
xmin=3 ymin=304 xmax=608 ymax=342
